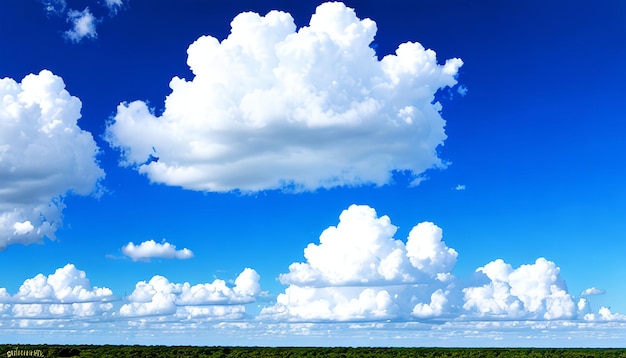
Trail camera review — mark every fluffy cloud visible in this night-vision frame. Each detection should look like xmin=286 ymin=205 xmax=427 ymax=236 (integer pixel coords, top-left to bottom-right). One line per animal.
xmin=262 ymin=204 xmax=621 ymax=324
xmin=262 ymin=205 xmax=458 ymax=322
xmin=10 ymin=264 xmax=114 ymax=303
xmin=584 ymin=307 xmax=626 ymax=322
xmin=64 ymin=8 xmax=98 ymax=43
xmin=0 ymin=70 xmax=104 ymax=249
xmin=0 ymin=264 xmax=114 ymax=319
xmin=412 ymin=289 xmax=448 ymax=318
xmin=105 ymin=2 xmax=463 ymax=193
xmin=121 ymin=239 xmax=194 ymax=261
xmin=120 ymin=268 xmax=261 ymax=318
xmin=280 ymin=205 xmax=457 ymax=287
xmin=462 ymin=258 xmax=580 ymax=320
xmin=261 ymin=286 xmax=402 ymax=322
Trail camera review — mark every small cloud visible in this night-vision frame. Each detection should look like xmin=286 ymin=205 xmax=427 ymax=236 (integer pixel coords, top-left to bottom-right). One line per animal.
xmin=64 ymin=8 xmax=98 ymax=43
xmin=104 ymin=0 xmax=125 ymax=15
xmin=39 ymin=0 xmax=127 ymax=41
xmin=121 ymin=239 xmax=194 ymax=262
xmin=454 ymin=184 xmax=466 ymax=191
xmin=41 ymin=0 xmax=66 ymax=15
xmin=580 ymin=287 xmax=606 ymax=296
xmin=457 ymin=85 xmax=468 ymax=96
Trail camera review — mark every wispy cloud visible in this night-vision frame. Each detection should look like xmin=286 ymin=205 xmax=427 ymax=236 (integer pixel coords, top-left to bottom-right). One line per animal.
xmin=105 ymin=2 xmax=463 ymax=193
xmin=104 ymin=0 xmax=125 ymax=15
xmin=0 ymin=71 xmax=104 ymax=249
xmin=121 ymin=239 xmax=194 ymax=261
xmin=457 ymin=85 xmax=468 ymax=96
xmin=41 ymin=0 xmax=66 ymax=15
xmin=581 ymin=287 xmax=606 ymax=296
xmin=454 ymin=184 xmax=466 ymax=191
xmin=39 ymin=0 xmax=127 ymax=42
xmin=64 ymin=8 xmax=98 ymax=43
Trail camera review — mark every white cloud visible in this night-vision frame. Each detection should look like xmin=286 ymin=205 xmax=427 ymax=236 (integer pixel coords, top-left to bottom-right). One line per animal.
xmin=584 ymin=307 xmax=626 ymax=322
xmin=0 ymin=260 xmax=622 ymax=344
xmin=104 ymin=0 xmax=124 ymax=14
xmin=64 ymin=8 xmax=98 ymax=43
xmin=405 ymin=222 xmax=458 ymax=276
xmin=262 ymin=204 xmax=457 ymax=322
xmin=262 ymin=205 xmax=622 ymax=325
xmin=580 ymin=287 xmax=606 ymax=296
xmin=40 ymin=0 xmax=126 ymax=41
xmin=457 ymin=85 xmax=468 ymax=96
xmin=462 ymin=258 xmax=578 ymax=320
xmin=10 ymin=264 xmax=114 ymax=304
xmin=12 ymin=221 xmax=34 ymax=235
xmin=412 ymin=289 xmax=448 ymax=318
xmin=121 ymin=239 xmax=194 ymax=261
xmin=0 ymin=70 xmax=105 ymax=249
xmin=261 ymin=286 xmax=402 ymax=322
xmin=279 ymin=205 xmax=457 ymax=287
xmin=0 ymin=265 xmax=114 ymax=320
xmin=120 ymin=268 xmax=261 ymax=318
xmin=41 ymin=0 xmax=66 ymax=15
xmin=454 ymin=184 xmax=466 ymax=191
xmin=105 ymin=2 xmax=463 ymax=193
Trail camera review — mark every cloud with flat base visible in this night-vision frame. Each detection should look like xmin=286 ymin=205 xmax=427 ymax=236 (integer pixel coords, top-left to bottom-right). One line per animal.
xmin=106 ymin=2 xmax=463 ymax=193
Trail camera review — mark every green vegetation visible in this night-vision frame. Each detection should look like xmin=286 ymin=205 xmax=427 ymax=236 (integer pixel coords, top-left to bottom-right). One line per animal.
xmin=1 ymin=345 xmax=626 ymax=358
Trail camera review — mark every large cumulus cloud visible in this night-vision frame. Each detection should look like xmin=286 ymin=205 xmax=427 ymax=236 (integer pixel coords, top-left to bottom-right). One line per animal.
xmin=261 ymin=204 xmax=459 ymax=322
xmin=279 ymin=205 xmax=457 ymax=287
xmin=105 ymin=2 xmax=463 ymax=193
xmin=0 ymin=70 xmax=104 ymax=249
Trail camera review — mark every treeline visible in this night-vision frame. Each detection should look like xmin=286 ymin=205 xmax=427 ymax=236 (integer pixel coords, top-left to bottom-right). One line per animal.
xmin=1 ymin=345 xmax=626 ymax=358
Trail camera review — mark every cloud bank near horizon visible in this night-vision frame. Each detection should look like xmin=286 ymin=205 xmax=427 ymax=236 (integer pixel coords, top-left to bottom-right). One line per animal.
xmin=0 ymin=205 xmax=620 ymax=337
xmin=105 ymin=2 xmax=463 ymax=193
xmin=0 ymin=70 xmax=105 ymax=250
xmin=0 ymin=266 xmax=261 ymax=329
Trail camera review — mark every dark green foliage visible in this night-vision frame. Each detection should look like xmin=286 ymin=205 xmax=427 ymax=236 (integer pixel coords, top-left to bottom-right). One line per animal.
xmin=1 ymin=345 xmax=625 ymax=358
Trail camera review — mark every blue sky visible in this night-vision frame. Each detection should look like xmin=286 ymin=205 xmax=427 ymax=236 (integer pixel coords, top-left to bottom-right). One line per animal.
xmin=1 ymin=0 xmax=625 ymax=347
